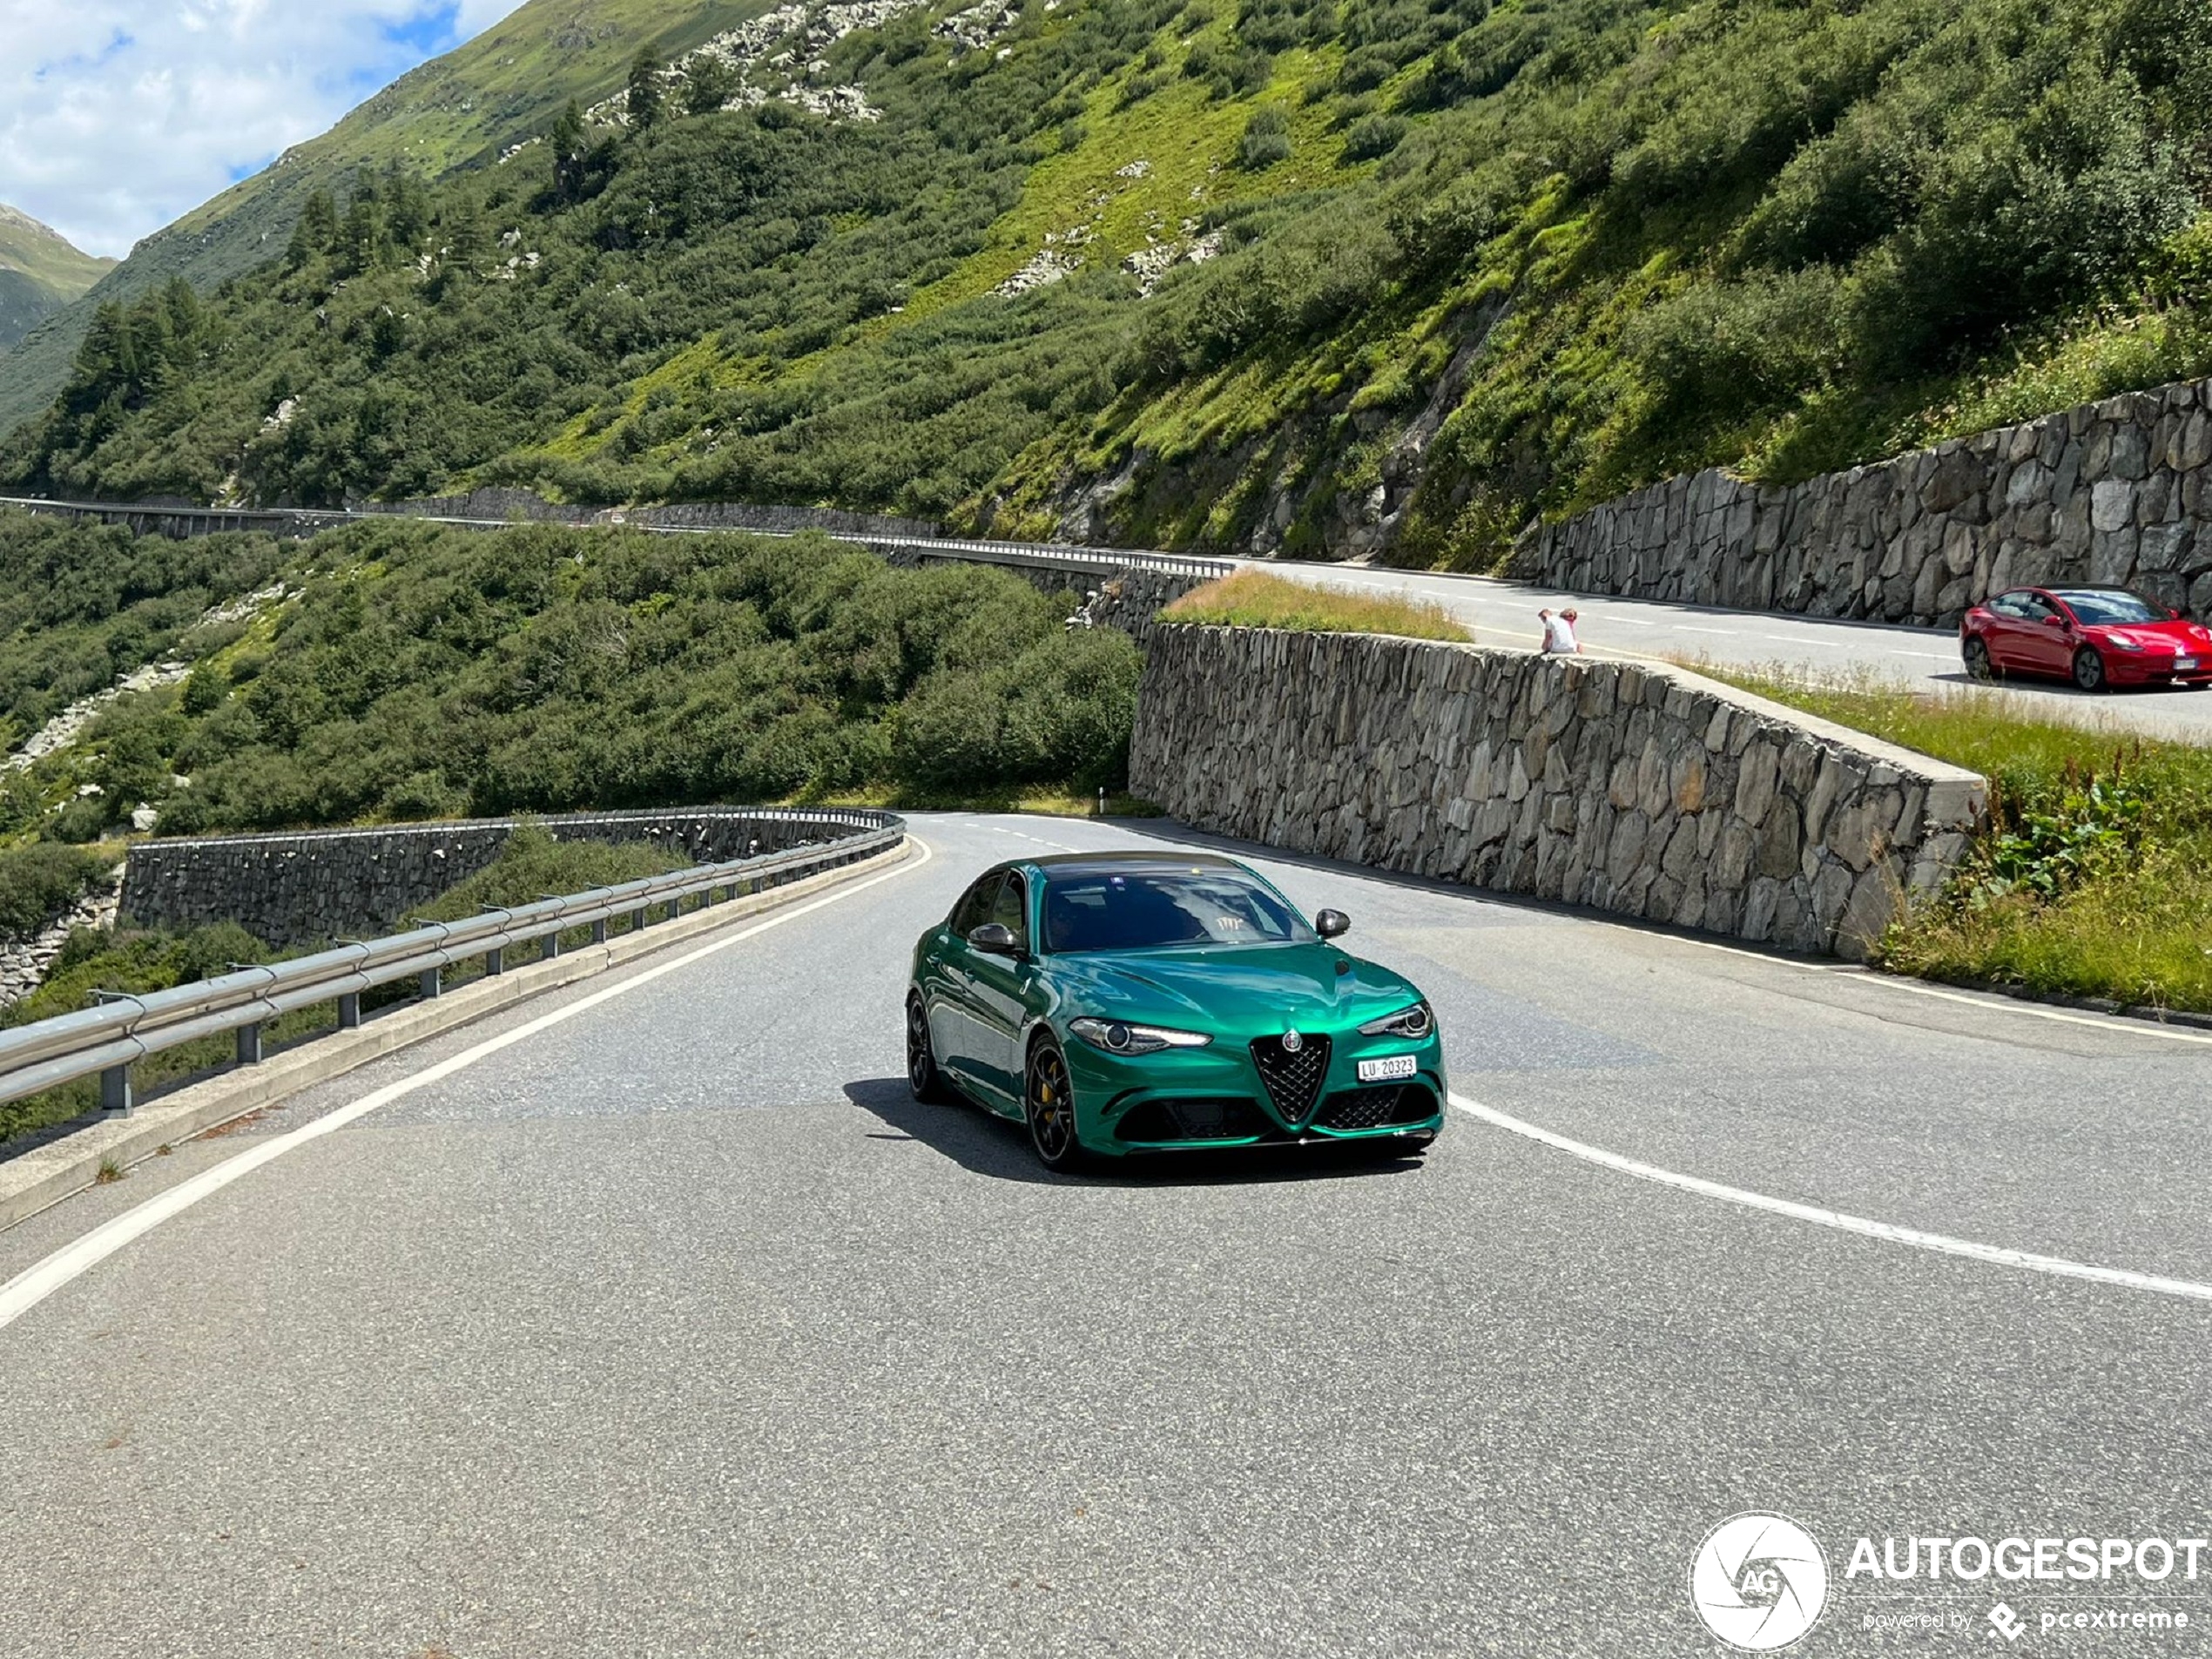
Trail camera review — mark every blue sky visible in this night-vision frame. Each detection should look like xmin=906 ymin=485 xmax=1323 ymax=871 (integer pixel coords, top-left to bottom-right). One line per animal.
xmin=0 ymin=0 xmax=531 ymax=260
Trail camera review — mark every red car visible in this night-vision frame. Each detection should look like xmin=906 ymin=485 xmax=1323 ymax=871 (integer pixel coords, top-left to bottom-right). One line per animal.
xmin=1960 ymin=587 xmax=2212 ymax=691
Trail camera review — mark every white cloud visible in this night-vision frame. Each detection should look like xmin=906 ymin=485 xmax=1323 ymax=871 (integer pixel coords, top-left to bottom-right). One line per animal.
xmin=0 ymin=0 xmax=533 ymax=260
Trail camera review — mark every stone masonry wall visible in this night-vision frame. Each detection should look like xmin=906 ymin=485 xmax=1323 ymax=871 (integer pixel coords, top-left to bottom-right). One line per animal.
xmin=120 ymin=808 xmax=851 ymax=948
xmin=1510 ymin=378 xmax=2212 ymax=625
xmin=1130 ymin=627 xmax=1987 ymax=958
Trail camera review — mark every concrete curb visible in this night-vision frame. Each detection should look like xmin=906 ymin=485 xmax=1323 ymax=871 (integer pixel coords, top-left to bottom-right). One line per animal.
xmin=0 ymin=840 xmax=914 ymax=1235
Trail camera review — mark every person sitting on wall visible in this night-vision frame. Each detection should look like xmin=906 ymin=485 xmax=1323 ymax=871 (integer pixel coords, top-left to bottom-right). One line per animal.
xmin=1539 ymin=607 xmax=1583 ymax=655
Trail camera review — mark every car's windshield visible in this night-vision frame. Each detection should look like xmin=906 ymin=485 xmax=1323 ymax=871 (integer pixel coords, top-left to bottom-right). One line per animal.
xmin=1042 ymin=867 xmax=1313 ymax=953
xmin=2055 ymin=590 xmax=2164 ymax=624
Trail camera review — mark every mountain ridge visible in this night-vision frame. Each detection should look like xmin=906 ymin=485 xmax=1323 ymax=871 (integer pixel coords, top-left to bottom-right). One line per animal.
xmin=0 ymin=206 xmax=114 ymax=360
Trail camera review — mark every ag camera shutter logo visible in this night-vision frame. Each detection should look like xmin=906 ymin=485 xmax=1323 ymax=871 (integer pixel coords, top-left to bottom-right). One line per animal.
xmin=1690 ymin=1513 xmax=1830 ymax=1650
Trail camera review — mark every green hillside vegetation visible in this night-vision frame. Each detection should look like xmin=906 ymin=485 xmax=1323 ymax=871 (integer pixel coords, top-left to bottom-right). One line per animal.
xmin=0 ymin=0 xmax=778 ymax=434
xmin=0 ymin=509 xmax=1140 ymax=853
xmin=6 ymin=0 xmax=2212 ymax=570
xmin=0 ymin=206 xmax=114 ymax=354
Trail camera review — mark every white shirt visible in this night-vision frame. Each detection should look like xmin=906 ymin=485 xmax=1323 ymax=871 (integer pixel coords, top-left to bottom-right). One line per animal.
xmin=1542 ymin=614 xmax=1579 ymax=653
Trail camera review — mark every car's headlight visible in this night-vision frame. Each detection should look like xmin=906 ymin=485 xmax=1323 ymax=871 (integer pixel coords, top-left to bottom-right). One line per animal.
xmin=2107 ymin=635 xmax=2145 ymax=651
xmin=1069 ymin=1017 xmax=1211 ymax=1055
xmin=1359 ymin=1001 xmax=1434 ymax=1040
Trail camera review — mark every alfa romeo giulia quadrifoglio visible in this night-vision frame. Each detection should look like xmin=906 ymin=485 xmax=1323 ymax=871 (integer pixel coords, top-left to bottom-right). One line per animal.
xmin=906 ymin=851 xmax=1447 ymax=1170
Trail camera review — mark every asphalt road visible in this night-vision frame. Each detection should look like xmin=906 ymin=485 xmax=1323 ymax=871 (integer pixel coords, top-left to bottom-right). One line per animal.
xmin=3 ymin=813 xmax=2209 ymax=1657
xmin=1258 ymin=563 xmax=2212 ymax=745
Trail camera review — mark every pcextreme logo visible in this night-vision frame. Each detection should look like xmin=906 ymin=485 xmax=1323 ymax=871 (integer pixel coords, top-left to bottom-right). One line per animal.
xmin=1690 ymin=1513 xmax=1831 ymax=1651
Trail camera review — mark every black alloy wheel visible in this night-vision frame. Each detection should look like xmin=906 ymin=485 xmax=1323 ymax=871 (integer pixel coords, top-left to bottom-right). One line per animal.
xmin=907 ymin=992 xmax=948 ymax=1103
xmin=2072 ymin=647 xmax=2107 ymax=692
xmin=1024 ymin=1035 xmax=1083 ymax=1171
xmin=1963 ymin=637 xmax=1994 ymax=681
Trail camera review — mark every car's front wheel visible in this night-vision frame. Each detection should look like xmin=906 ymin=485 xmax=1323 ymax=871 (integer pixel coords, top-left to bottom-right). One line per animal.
xmin=1963 ymin=636 xmax=1994 ymax=681
xmin=2072 ymin=647 xmax=2107 ymax=692
xmin=1024 ymin=1035 xmax=1084 ymax=1172
xmin=907 ymin=992 xmax=949 ymax=1103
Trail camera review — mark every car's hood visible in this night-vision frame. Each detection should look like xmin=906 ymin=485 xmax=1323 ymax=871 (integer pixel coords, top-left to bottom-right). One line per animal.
xmin=2087 ymin=620 xmax=2211 ymax=648
xmin=1046 ymin=941 xmax=1421 ymax=1035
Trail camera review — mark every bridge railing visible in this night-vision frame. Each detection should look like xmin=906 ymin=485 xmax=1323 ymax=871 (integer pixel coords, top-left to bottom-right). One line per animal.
xmin=0 ymin=495 xmax=1233 ymax=582
xmin=0 ymin=808 xmax=904 ymax=1117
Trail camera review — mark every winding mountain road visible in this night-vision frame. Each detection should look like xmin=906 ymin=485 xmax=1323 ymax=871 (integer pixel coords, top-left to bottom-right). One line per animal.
xmin=2 ymin=813 xmax=2206 ymax=1656
xmin=1258 ymin=563 xmax=2212 ymax=745
xmin=7 ymin=493 xmax=2208 ymax=745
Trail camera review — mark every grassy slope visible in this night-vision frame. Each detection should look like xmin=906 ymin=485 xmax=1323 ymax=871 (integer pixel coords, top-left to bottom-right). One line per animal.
xmin=1710 ymin=670 xmax=2212 ymax=1014
xmin=0 ymin=0 xmax=773 ymax=435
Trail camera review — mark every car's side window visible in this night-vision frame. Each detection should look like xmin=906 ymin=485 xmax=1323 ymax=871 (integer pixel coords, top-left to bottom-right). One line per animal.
xmin=950 ymin=873 xmax=1003 ymax=937
xmin=2020 ymin=593 xmax=2058 ymax=622
xmin=1989 ymin=593 xmax=2027 ymax=620
xmin=988 ymin=872 xmax=1029 ymax=948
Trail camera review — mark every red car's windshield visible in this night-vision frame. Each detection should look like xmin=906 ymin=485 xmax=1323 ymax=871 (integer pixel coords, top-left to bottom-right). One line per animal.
xmin=1043 ymin=870 xmax=1312 ymax=952
xmin=2055 ymin=590 xmax=2164 ymax=625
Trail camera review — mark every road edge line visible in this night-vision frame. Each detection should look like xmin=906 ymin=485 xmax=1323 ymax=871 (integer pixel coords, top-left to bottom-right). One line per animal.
xmin=1449 ymin=1091 xmax=2212 ymax=1305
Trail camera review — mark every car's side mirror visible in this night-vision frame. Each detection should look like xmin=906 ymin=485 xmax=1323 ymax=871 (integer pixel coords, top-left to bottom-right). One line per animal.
xmin=2041 ymin=614 xmax=2066 ymax=628
xmin=1315 ymin=909 xmax=1351 ymax=940
xmin=968 ymin=922 xmax=1023 ymax=957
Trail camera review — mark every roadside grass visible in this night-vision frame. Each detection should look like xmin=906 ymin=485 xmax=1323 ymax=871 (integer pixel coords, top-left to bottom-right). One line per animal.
xmin=1161 ymin=570 xmax=1471 ymax=641
xmin=1703 ymin=664 xmax=2212 ymax=1015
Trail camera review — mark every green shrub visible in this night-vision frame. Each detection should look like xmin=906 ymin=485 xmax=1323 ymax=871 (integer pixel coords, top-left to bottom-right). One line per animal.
xmin=1238 ymin=107 xmax=1293 ymax=168
xmin=0 ymin=843 xmax=114 ymax=937
xmin=1342 ymin=111 xmax=1407 ymax=160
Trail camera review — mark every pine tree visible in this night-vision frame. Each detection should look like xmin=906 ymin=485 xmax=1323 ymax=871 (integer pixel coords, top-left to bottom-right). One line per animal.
xmin=287 ymin=190 xmax=339 ymax=269
xmin=551 ymin=100 xmax=587 ymax=204
xmin=627 ymin=46 xmax=666 ymax=131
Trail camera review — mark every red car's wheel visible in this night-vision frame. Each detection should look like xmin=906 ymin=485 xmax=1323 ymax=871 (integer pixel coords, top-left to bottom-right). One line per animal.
xmin=1963 ymin=637 xmax=1995 ymax=681
xmin=2072 ymin=647 xmax=2107 ymax=692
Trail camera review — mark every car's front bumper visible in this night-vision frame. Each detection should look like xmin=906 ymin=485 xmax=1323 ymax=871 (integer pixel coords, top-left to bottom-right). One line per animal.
xmin=1060 ymin=1028 xmax=1448 ymax=1155
xmin=2105 ymin=652 xmax=2212 ymax=686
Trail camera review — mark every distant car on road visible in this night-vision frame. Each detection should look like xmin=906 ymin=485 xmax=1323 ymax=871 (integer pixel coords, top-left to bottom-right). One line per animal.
xmin=1961 ymin=586 xmax=2212 ymax=691
xmin=906 ymin=851 xmax=1447 ymax=1170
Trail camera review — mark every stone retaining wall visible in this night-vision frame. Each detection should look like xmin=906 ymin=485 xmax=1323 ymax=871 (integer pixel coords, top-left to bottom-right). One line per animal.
xmin=1130 ymin=627 xmax=1986 ymax=957
xmin=1511 ymin=377 xmax=2212 ymax=625
xmin=120 ymin=808 xmax=848 ymax=948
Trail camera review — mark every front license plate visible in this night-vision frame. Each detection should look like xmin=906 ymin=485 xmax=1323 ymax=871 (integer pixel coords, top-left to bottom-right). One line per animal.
xmin=2177 ymin=656 xmax=2198 ymax=671
xmin=1358 ymin=1054 xmax=1419 ymax=1083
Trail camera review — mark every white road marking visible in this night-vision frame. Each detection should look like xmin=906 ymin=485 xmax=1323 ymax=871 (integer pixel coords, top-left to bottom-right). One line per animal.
xmin=1450 ymin=1093 xmax=2212 ymax=1305
xmin=0 ymin=839 xmax=937 ymax=1332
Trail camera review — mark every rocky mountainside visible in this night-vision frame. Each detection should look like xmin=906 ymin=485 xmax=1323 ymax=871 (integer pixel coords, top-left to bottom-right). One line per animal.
xmin=0 ymin=206 xmax=113 ymax=357
xmin=3 ymin=0 xmax=2209 ymax=570
xmin=0 ymin=0 xmax=782 ymax=435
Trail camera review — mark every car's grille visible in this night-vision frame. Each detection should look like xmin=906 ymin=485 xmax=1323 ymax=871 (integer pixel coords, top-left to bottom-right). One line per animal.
xmin=1250 ymin=1034 xmax=1331 ymax=1124
xmin=1318 ymin=1085 xmax=1439 ymax=1131
xmin=1117 ymin=1097 xmax=1270 ymax=1143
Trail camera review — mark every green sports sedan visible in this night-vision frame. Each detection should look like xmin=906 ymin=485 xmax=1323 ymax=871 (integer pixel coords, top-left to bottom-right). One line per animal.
xmin=905 ymin=851 xmax=1447 ymax=1170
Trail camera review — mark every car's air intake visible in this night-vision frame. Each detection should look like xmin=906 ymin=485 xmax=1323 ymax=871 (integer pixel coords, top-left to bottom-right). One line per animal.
xmin=1250 ymin=1034 xmax=1331 ymax=1124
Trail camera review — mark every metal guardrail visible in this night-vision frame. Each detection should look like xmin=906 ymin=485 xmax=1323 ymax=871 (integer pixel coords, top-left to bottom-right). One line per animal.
xmin=0 ymin=496 xmax=1231 ymax=583
xmin=0 ymin=809 xmax=903 ymax=1117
